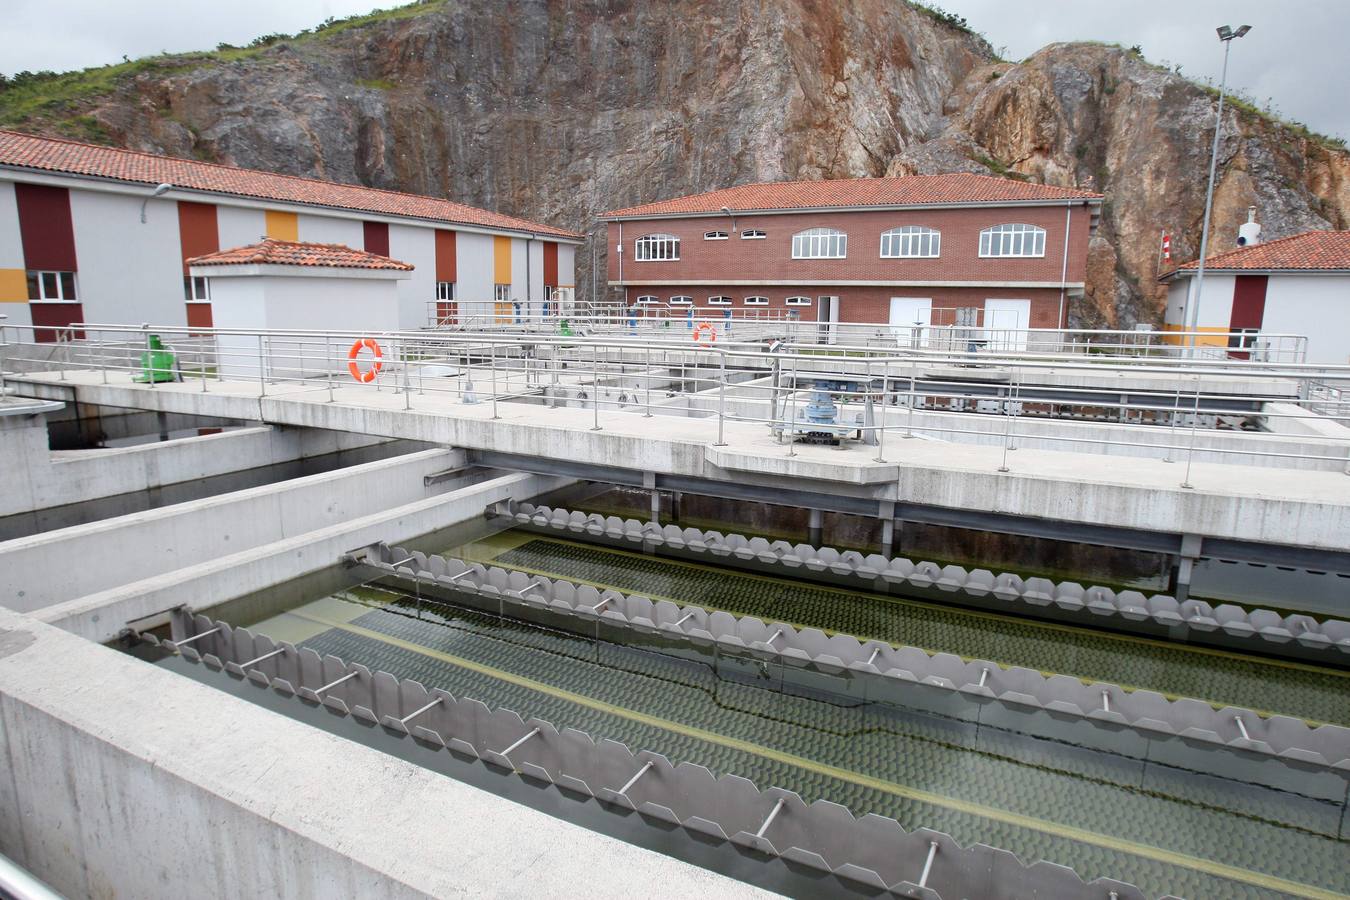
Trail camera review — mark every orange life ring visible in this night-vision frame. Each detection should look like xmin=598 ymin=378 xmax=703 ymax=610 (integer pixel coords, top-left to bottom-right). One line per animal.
xmin=692 ymin=321 xmax=717 ymax=345
xmin=347 ymin=338 xmax=383 ymax=383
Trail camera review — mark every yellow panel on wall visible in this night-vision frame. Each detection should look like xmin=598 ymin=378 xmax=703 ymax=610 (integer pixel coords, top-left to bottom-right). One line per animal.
xmin=493 ymin=236 xmax=512 ymax=285
xmin=0 ymin=268 xmax=28 ymax=303
xmin=265 ymin=210 xmax=299 ymax=242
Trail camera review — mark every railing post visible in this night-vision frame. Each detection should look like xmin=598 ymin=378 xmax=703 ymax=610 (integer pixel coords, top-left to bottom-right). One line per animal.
xmin=402 ymin=337 xmax=412 ymax=410
xmin=905 ymin=365 xmax=916 ymax=438
xmin=874 ymin=366 xmax=888 ymax=464
xmin=590 ymin=342 xmax=601 ymax=431
xmin=644 ymin=343 xmax=653 ymax=417
xmin=326 ymin=334 xmax=335 ymax=402
xmin=714 ymin=351 xmax=727 ymax=446
xmin=257 ymin=333 xmax=267 ymax=397
xmin=1163 ymin=385 xmax=1180 ymax=462
xmin=142 ymin=326 xmax=152 ymax=389
xmin=1181 ymin=377 xmax=1201 ymax=489
xmin=490 ymin=340 xmax=500 ymax=420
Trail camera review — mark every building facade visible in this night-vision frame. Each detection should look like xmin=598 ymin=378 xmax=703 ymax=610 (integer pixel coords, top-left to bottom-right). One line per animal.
xmin=1161 ymin=230 xmax=1350 ymax=365
xmin=0 ymin=130 xmax=580 ymax=339
xmin=600 ymin=175 xmax=1101 ymax=340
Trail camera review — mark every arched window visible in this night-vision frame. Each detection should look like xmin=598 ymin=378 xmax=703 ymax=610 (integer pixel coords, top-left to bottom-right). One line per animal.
xmin=704 ymin=231 xmax=728 ymax=240
xmin=744 ymin=295 xmax=769 ymax=306
xmin=635 ymin=233 xmax=680 ymax=261
xmin=741 ymin=229 xmax=766 ymax=240
xmin=791 ymin=227 xmax=847 ymax=259
xmin=669 ymin=295 xmax=692 ymax=305
xmin=979 ymin=223 xmax=1046 ymax=258
xmin=707 ymin=295 xmax=733 ymax=306
xmin=785 ymin=296 xmax=812 ymax=306
xmin=635 ymin=295 xmax=661 ymax=305
xmin=880 ymin=225 xmax=940 ymax=258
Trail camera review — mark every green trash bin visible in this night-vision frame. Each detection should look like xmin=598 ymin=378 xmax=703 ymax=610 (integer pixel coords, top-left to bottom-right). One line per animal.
xmin=133 ymin=334 xmax=178 ymax=383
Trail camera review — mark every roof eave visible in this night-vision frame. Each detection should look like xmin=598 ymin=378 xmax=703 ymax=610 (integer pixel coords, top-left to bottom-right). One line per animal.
xmin=598 ymin=196 xmax=1104 ymax=221
xmin=1160 ymin=267 xmax=1350 ymax=282
xmin=0 ymin=162 xmax=584 ymax=242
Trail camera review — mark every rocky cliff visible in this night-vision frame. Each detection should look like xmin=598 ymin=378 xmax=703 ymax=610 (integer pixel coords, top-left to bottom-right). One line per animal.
xmin=4 ymin=0 xmax=1348 ymax=325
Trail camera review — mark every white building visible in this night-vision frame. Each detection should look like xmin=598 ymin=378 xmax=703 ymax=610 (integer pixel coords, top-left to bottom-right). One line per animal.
xmin=189 ymin=239 xmax=411 ymax=378
xmin=1161 ymin=230 xmax=1350 ymax=364
xmin=0 ymin=130 xmax=580 ymax=340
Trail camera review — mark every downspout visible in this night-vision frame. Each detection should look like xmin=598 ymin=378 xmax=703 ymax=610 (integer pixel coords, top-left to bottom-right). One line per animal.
xmin=526 ymin=233 xmax=534 ymax=315
xmin=617 ymin=221 xmax=625 ymax=310
xmin=1057 ymin=201 xmax=1073 ymax=331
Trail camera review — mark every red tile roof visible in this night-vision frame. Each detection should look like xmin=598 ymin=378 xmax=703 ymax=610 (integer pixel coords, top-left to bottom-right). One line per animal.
xmin=188 ymin=239 xmax=413 ymax=271
xmin=0 ymin=129 xmax=581 ymax=240
xmin=601 ymin=174 xmax=1102 ymax=218
xmin=1166 ymin=231 xmax=1350 ymax=277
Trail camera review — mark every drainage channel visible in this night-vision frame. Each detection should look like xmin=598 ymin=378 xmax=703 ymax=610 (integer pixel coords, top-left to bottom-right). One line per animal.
xmin=162 ymin=565 xmax=1350 ymax=900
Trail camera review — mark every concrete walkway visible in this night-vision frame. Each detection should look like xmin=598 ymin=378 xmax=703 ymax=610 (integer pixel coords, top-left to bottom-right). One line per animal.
xmin=12 ymin=370 xmax=1350 ymax=554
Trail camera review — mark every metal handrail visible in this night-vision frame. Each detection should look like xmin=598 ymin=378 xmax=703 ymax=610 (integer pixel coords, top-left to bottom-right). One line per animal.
xmin=0 ymin=852 xmax=65 ymax=900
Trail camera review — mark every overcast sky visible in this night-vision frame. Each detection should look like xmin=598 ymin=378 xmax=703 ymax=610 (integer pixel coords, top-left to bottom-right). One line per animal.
xmin=2 ymin=0 xmax=1345 ymax=142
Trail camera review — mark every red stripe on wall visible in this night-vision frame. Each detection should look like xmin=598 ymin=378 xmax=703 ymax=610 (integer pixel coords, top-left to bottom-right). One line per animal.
xmin=1230 ymin=275 xmax=1268 ymax=331
xmin=186 ymin=303 xmax=214 ymax=330
xmin=178 ymin=201 xmax=220 ymax=274
xmin=435 ymin=229 xmax=457 ymax=282
xmin=15 ymin=183 xmax=78 ymax=271
xmin=542 ymin=241 xmax=558 ymax=286
xmin=30 ymin=303 xmax=85 ymax=342
xmin=363 ymin=221 xmax=390 ymax=257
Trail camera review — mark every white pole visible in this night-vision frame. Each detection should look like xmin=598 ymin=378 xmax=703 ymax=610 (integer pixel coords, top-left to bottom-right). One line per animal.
xmin=1187 ymin=36 xmax=1235 ymax=350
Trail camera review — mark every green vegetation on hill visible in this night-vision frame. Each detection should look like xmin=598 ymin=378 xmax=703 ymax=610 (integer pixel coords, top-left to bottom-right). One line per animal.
xmin=0 ymin=0 xmax=441 ymax=138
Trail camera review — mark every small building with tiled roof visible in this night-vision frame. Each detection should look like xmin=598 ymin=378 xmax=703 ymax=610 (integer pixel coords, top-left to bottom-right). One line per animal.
xmin=1160 ymin=227 xmax=1350 ymax=364
xmin=598 ymin=174 xmax=1103 ymax=340
xmin=0 ymin=130 xmax=581 ymax=338
xmin=186 ymin=240 xmax=413 ymax=371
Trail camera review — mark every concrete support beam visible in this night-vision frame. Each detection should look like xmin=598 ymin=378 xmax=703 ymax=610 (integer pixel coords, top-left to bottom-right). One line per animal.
xmin=0 ymin=608 xmax=767 ymax=900
xmin=808 ymin=508 xmax=823 ymax=547
xmin=1170 ymin=533 xmax=1204 ymax=602
xmin=879 ymin=500 xmax=896 ymax=557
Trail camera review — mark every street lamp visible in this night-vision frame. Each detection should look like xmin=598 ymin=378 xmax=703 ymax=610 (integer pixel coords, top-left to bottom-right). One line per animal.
xmin=1185 ymin=24 xmax=1251 ymax=350
xmin=139 ymin=182 xmax=173 ymax=223
xmin=719 ymin=205 xmax=738 ymax=234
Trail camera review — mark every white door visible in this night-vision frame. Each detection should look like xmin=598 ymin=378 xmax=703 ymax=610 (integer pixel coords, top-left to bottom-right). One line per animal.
xmin=983 ymin=298 xmax=1031 ymax=351
xmin=817 ymin=295 xmax=839 ymax=344
xmin=889 ymin=298 xmax=933 ymax=349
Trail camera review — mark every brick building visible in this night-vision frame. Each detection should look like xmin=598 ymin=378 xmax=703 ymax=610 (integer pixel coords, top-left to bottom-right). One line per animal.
xmin=600 ymin=175 xmax=1102 ymax=340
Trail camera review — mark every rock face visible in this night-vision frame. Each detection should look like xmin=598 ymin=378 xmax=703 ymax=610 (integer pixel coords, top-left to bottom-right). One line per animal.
xmin=6 ymin=1 xmax=1348 ymax=325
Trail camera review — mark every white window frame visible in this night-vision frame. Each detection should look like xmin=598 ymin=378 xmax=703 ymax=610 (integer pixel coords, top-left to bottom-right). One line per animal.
xmin=494 ymin=283 xmax=512 ymax=303
xmin=880 ymin=226 xmax=941 ymax=259
xmin=707 ymin=296 xmax=733 ymax=306
xmin=436 ymin=281 xmax=455 ymax=302
xmin=785 ymin=296 xmax=812 ymax=307
xmin=28 ymin=270 xmax=78 ymax=302
xmin=979 ymin=223 xmax=1046 ymax=258
xmin=741 ymin=229 xmax=766 ymax=240
xmin=669 ymin=295 xmax=692 ymax=305
xmin=634 ymin=233 xmax=680 ymax=261
xmin=636 ymin=295 xmax=661 ymax=305
xmin=184 ymin=275 xmax=211 ymax=303
xmin=703 ymin=231 xmax=729 ymax=241
xmin=791 ymin=227 xmax=847 ymax=259
xmin=743 ymin=296 xmax=769 ymax=306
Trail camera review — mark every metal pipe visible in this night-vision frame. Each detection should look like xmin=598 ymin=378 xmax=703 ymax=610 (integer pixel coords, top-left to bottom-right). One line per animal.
xmin=234 ymin=646 xmax=285 ymax=671
xmin=0 ymin=851 xmax=64 ymax=900
xmin=496 ymin=726 xmax=541 ymax=758
xmin=307 ymin=670 xmax=360 ymax=697
xmin=917 ymin=840 xmax=939 ymax=889
xmin=396 ymin=696 xmax=443 ymax=726
xmin=754 ymin=797 xmax=786 ymax=839
xmin=617 ymin=760 xmax=655 ymax=796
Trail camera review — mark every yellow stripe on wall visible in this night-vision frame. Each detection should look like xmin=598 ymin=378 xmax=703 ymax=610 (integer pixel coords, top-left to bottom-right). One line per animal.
xmin=0 ymin=268 xmax=28 ymax=303
xmin=264 ymin=210 xmax=298 ymax=242
xmin=493 ymin=235 xmax=512 ymax=285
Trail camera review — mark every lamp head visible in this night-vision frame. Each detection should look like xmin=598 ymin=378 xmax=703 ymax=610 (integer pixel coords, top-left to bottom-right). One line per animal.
xmin=152 ymin=182 xmax=172 ymax=196
xmin=1234 ymin=25 xmax=1252 ymax=37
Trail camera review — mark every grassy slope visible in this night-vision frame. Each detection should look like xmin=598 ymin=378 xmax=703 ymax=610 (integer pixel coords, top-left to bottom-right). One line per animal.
xmin=0 ymin=1 xmax=442 ymax=141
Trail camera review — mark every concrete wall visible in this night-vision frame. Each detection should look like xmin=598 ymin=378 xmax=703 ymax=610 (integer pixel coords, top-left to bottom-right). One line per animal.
xmin=0 ymin=411 xmax=392 ymax=519
xmin=1261 ymin=275 xmax=1350 ymax=365
xmin=390 ymin=223 xmax=435 ymax=328
xmin=1163 ymin=274 xmax=1236 ymax=332
xmin=0 ymin=607 xmax=756 ymax=900
xmin=0 ymin=181 xmax=31 ymax=331
xmin=70 ymin=189 xmax=184 ymax=327
xmin=214 ymin=206 xmax=267 ymax=255
xmin=297 ymin=212 xmax=362 ymax=247
xmin=0 ymin=447 xmax=467 ymax=614
xmin=35 ymin=470 xmax=571 ymax=644
xmin=558 ymin=242 xmax=576 ymax=289
xmin=456 ymin=231 xmax=494 ymax=318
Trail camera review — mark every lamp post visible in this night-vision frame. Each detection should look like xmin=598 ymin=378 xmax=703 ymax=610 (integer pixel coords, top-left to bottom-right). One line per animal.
xmin=1186 ymin=24 xmax=1251 ymax=350
xmin=139 ymin=182 xmax=173 ymax=223
xmin=719 ymin=205 xmax=738 ymax=234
